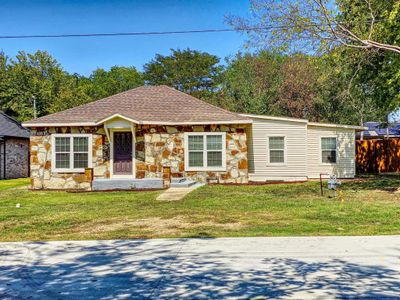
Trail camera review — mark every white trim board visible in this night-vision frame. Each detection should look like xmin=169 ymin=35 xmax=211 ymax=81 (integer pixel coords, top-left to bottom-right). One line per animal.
xmin=51 ymin=133 xmax=93 ymax=173
xmin=266 ymin=135 xmax=287 ymax=166
xmin=184 ymin=132 xmax=227 ymax=172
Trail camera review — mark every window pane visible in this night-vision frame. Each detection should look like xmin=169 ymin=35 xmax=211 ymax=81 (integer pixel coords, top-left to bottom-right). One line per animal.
xmin=207 ymin=135 xmax=222 ymax=150
xmin=74 ymin=137 xmax=88 ymax=152
xmin=322 ymin=150 xmax=337 ymax=163
xmin=270 ymin=150 xmax=284 ymax=163
xmin=74 ymin=153 xmax=88 ymax=168
xmin=55 ymin=137 xmax=70 ymax=152
xmin=188 ymin=136 xmax=203 ymax=151
xmin=321 ymin=137 xmax=336 ymax=150
xmin=207 ymin=151 xmax=222 ymax=167
xmin=55 ymin=153 xmax=70 ymax=169
xmin=188 ymin=151 xmax=203 ymax=167
xmin=269 ymin=137 xmax=285 ymax=150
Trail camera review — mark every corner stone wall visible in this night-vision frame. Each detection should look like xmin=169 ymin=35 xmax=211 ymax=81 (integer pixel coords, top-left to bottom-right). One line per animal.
xmin=30 ymin=127 xmax=109 ymax=190
xmin=135 ymin=124 xmax=249 ymax=183
xmin=4 ymin=138 xmax=29 ymax=179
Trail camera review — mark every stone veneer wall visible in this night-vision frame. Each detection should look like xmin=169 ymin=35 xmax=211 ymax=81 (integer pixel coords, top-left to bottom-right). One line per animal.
xmin=30 ymin=127 xmax=109 ymax=190
xmin=135 ymin=124 xmax=248 ymax=183
xmin=3 ymin=138 xmax=29 ymax=179
xmin=29 ymin=124 xmax=248 ymax=190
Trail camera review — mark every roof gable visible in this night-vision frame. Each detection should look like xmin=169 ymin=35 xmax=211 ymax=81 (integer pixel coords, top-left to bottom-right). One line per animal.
xmin=23 ymin=85 xmax=251 ymax=126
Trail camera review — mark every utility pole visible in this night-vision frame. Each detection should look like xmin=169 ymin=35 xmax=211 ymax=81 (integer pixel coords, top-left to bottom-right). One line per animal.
xmin=32 ymin=96 xmax=37 ymax=119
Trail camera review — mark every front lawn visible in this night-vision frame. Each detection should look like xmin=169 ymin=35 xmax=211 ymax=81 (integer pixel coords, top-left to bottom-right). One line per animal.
xmin=1 ymin=176 xmax=400 ymax=241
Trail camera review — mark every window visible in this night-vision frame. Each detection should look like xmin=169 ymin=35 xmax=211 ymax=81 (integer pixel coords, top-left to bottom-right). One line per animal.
xmin=321 ymin=137 xmax=337 ymax=164
xmin=52 ymin=134 xmax=92 ymax=172
xmin=268 ymin=136 xmax=285 ymax=164
xmin=184 ymin=133 xmax=226 ymax=171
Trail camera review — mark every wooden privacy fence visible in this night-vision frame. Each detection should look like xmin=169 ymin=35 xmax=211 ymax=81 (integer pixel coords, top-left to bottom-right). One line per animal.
xmin=356 ymin=138 xmax=400 ymax=174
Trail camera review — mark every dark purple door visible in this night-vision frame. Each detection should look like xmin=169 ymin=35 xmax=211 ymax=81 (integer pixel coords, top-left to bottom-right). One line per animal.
xmin=113 ymin=132 xmax=132 ymax=175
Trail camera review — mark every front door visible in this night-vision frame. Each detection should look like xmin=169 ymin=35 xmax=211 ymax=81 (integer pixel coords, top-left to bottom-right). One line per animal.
xmin=113 ymin=132 xmax=133 ymax=175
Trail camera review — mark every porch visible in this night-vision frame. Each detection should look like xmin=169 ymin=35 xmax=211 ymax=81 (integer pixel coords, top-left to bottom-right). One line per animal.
xmin=92 ymin=178 xmax=164 ymax=191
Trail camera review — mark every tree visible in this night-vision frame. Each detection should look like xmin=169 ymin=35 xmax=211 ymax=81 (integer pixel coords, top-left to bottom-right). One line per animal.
xmin=227 ymin=0 xmax=400 ymax=54
xmin=314 ymin=49 xmax=382 ymax=126
xmin=143 ymin=48 xmax=223 ymax=99
xmin=220 ymin=51 xmax=283 ymax=114
xmin=88 ymin=66 xmax=143 ymax=100
xmin=0 ymin=51 xmax=96 ymax=121
xmin=0 ymin=51 xmax=70 ymax=120
xmin=274 ymin=55 xmax=321 ymax=119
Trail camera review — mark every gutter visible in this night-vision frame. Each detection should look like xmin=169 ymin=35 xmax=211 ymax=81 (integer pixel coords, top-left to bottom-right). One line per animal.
xmin=22 ymin=120 xmax=253 ymax=128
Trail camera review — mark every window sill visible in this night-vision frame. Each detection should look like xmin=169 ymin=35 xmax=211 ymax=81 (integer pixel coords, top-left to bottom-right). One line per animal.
xmin=51 ymin=169 xmax=87 ymax=173
xmin=266 ymin=163 xmax=287 ymax=167
xmin=185 ymin=167 xmax=226 ymax=172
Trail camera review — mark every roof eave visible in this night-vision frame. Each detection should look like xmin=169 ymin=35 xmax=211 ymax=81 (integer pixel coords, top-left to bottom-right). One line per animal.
xmin=22 ymin=120 xmax=252 ymax=128
xmin=240 ymin=113 xmax=308 ymax=124
xmin=308 ymin=122 xmax=367 ymax=131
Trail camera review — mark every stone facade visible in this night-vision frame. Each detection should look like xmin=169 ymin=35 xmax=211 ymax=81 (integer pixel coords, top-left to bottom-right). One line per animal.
xmin=135 ymin=124 xmax=248 ymax=183
xmin=0 ymin=138 xmax=29 ymax=179
xmin=30 ymin=127 xmax=109 ymax=190
xmin=29 ymin=124 xmax=249 ymax=190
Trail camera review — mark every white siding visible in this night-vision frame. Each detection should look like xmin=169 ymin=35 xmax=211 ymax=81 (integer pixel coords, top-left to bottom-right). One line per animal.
xmin=248 ymin=118 xmax=308 ymax=181
xmin=306 ymin=125 xmax=355 ymax=178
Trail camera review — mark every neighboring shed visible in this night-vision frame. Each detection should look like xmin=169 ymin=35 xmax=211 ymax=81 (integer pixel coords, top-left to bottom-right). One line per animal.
xmin=357 ymin=122 xmax=400 ymax=140
xmin=0 ymin=112 xmax=30 ymax=179
xmin=242 ymin=114 xmax=365 ymax=181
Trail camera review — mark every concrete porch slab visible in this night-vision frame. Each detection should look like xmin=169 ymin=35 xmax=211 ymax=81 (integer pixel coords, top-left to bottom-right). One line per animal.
xmin=92 ymin=178 xmax=163 ymax=190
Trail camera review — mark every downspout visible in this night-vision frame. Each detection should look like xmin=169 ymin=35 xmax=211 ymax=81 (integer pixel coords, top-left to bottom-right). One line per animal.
xmin=3 ymin=137 xmax=6 ymax=179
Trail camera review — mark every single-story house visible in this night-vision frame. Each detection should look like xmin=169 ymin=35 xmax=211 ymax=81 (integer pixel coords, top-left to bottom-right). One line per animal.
xmin=22 ymin=85 xmax=364 ymax=190
xmin=0 ymin=112 xmax=30 ymax=180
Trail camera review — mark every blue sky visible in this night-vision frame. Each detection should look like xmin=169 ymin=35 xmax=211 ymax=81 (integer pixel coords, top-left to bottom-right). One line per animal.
xmin=0 ymin=0 xmax=250 ymax=75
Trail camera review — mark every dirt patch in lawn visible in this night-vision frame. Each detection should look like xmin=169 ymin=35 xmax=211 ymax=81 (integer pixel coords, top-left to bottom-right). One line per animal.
xmin=74 ymin=217 xmax=245 ymax=236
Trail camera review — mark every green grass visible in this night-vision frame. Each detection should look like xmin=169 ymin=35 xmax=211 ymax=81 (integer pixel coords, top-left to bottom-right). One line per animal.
xmin=0 ymin=178 xmax=30 ymax=191
xmin=1 ymin=175 xmax=400 ymax=241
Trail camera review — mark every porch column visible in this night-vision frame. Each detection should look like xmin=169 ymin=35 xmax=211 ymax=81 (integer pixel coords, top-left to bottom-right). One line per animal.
xmin=131 ymin=123 xmax=136 ymax=179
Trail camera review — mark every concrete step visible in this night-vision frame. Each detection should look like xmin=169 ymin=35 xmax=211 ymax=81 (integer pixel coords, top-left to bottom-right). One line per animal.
xmin=92 ymin=178 xmax=163 ymax=191
xmin=170 ymin=178 xmax=197 ymax=188
xmin=171 ymin=178 xmax=186 ymax=184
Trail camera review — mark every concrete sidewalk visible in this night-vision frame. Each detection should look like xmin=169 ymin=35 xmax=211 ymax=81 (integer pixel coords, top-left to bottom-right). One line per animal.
xmin=156 ymin=183 xmax=204 ymax=201
xmin=1 ymin=236 xmax=400 ymax=299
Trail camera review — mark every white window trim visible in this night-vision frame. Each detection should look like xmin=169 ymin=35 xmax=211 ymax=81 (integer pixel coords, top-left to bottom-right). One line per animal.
xmin=320 ymin=136 xmax=338 ymax=165
xmin=266 ymin=135 xmax=287 ymax=166
xmin=51 ymin=134 xmax=93 ymax=173
xmin=184 ymin=132 xmax=226 ymax=172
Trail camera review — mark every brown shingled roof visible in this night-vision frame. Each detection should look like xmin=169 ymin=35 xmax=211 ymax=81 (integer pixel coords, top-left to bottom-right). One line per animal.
xmin=23 ymin=85 xmax=251 ymax=126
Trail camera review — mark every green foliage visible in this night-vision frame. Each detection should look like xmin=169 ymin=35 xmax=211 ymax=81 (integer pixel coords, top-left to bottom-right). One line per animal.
xmin=225 ymin=0 xmax=400 ymax=124
xmin=88 ymin=66 xmax=144 ymax=100
xmin=0 ymin=51 xmax=144 ymax=121
xmin=221 ymin=51 xmax=283 ymax=114
xmin=221 ymin=51 xmax=324 ymax=120
xmin=143 ymin=48 xmax=223 ymax=99
xmin=0 ymin=51 xmax=70 ymax=120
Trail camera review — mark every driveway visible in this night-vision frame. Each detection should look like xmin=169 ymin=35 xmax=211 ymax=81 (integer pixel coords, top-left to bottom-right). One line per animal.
xmin=1 ymin=236 xmax=400 ymax=299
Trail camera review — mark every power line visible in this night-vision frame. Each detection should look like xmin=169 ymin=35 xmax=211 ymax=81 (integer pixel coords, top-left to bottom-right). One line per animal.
xmin=0 ymin=20 xmax=385 ymax=40
xmin=0 ymin=28 xmax=254 ymax=39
